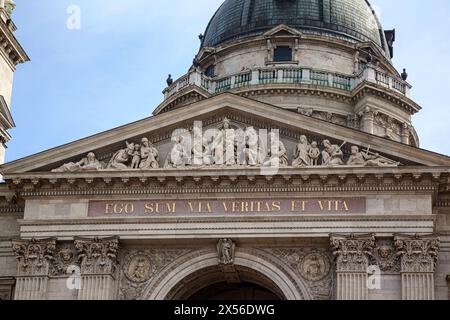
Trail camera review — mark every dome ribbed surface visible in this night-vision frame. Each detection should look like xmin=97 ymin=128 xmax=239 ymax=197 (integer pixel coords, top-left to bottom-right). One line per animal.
xmin=202 ymin=0 xmax=387 ymax=52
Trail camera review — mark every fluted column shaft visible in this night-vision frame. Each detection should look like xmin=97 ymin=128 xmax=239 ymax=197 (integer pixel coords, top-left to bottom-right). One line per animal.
xmin=395 ymin=234 xmax=439 ymax=301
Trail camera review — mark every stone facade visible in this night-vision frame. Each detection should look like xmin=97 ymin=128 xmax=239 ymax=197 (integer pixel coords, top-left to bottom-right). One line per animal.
xmin=0 ymin=1 xmax=450 ymax=300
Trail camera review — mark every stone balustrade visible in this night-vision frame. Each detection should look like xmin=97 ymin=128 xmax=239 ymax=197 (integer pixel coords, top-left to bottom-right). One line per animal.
xmin=163 ymin=65 xmax=411 ymax=100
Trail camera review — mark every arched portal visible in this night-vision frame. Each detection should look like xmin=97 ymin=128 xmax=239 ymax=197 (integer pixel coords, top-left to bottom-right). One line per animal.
xmin=142 ymin=249 xmax=311 ymax=300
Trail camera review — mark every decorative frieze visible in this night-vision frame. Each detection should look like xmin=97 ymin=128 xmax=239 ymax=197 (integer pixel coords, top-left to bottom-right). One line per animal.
xmin=48 ymin=117 xmax=401 ymax=174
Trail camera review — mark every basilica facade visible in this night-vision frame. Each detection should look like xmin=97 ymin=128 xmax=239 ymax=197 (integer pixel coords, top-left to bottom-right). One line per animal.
xmin=0 ymin=0 xmax=450 ymax=300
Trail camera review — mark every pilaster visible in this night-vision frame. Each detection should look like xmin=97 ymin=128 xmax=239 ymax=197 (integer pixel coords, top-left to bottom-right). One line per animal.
xmin=330 ymin=234 xmax=375 ymax=300
xmin=360 ymin=106 xmax=375 ymax=134
xmin=11 ymin=238 xmax=56 ymax=300
xmin=74 ymin=236 xmax=119 ymax=300
xmin=401 ymin=123 xmax=410 ymax=145
xmin=395 ymin=234 xmax=439 ymax=300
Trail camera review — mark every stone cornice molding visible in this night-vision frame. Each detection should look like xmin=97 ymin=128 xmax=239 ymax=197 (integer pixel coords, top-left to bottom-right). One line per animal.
xmin=353 ymin=82 xmax=420 ymax=114
xmin=157 ymin=80 xmax=418 ymax=119
xmin=0 ymin=17 xmax=29 ymax=69
xmin=18 ymin=215 xmax=437 ymax=228
xmin=5 ymin=167 xmax=448 ymax=197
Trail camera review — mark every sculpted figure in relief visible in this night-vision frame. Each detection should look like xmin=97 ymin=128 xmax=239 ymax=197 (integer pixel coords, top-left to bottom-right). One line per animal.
xmin=130 ymin=144 xmax=141 ymax=169
xmin=223 ymin=119 xmax=236 ymax=166
xmin=192 ymin=126 xmax=205 ymax=166
xmin=52 ymin=152 xmax=104 ymax=173
xmin=139 ymin=138 xmax=159 ymax=169
xmin=166 ymin=136 xmax=191 ymax=168
xmin=217 ymin=239 xmax=235 ymax=265
xmin=292 ymin=135 xmax=311 ymax=167
xmin=347 ymin=146 xmax=399 ymax=167
xmin=243 ymin=126 xmax=259 ymax=166
xmin=107 ymin=142 xmax=135 ymax=170
xmin=308 ymin=141 xmax=321 ymax=166
xmin=268 ymin=131 xmax=288 ymax=166
xmin=321 ymin=140 xmax=344 ymax=166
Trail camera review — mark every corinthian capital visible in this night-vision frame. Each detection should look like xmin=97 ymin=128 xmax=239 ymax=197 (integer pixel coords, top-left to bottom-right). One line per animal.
xmin=330 ymin=234 xmax=375 ymax=272
xmin=74 ymin=236 xmax=119 ymax=275
xmin=394 ymin=234 xmax=440 ymax=273
xmin=11 ymin=238 xmax=56 ymax=276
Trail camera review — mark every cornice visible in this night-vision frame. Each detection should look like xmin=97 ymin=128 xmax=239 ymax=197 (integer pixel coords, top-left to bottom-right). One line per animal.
xmin=353 ymin=81 xmax=421 ymax=115
xmin=4 ymin=166 xmax=448 ymax=197
xmin=157 ymin=78 xmax=420 ymax=119
xmin=18 ymin=215 xmax=437 ymax=227
xmin=0 ymin=17 xmax=29 ymax=69
xmin=156 ymin=87 xmax=210 ymax=115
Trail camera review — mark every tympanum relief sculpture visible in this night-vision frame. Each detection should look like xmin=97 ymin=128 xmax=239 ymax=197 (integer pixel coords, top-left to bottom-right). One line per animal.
xmin=51 ymin=118 xmax=401 ymax=172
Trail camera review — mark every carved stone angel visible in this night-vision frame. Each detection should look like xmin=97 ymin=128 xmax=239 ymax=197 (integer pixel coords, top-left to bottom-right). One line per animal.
xmin=52 ymin=152 xmax=104 ymax=173
xmin=217 ymin=239 xmax=235 ymax=265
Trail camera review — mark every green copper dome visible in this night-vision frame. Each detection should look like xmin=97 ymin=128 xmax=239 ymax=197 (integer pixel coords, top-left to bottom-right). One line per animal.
xmin=202 ymin=0 xmax=390 ymax=55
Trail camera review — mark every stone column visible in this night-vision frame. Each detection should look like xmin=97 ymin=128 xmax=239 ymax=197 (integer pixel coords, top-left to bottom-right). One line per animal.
xmin=74 ymin=236 xmax=119 ymax=300
xmin=395 ymin=234 xmax=440 ymax=300
xmin=401 ymin=123 xmax=410 ymax=145
xmin=330 ymin=234 xmax=375 ymax=300
xmin=360 ymin=106 xmax=375 ymax=135
xmin=11 ymin=238 xmax=56 ymax=300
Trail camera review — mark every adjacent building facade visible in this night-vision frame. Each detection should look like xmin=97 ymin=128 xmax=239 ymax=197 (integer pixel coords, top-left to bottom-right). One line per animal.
xmin=0 ymin=0 xmax=449 ymax=300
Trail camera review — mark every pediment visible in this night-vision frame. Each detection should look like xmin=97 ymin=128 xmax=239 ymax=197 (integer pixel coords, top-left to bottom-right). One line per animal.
xmin=263 ymin=25 xmax=303 ymax=38
xmin=1 ymin=93 xmax=450 ymax=176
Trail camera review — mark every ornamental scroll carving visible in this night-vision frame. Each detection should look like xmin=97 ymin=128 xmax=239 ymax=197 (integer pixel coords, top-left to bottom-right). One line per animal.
xmin=11 ymin=238 xmax=56 ymax=276
xmin=394 ymin=234 xmax=440 ymax=273
xmin=50 ymin=117 xmax=401 ymax=172
xmin=74 ymin=237 xmax=119 ymax=275
xmin=330 ymin=234 xmax=375 ymax=272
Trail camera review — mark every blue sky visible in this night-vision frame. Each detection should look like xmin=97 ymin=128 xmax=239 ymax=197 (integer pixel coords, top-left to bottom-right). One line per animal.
xmin=5 ymin=0 xmax=450 ymax=162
